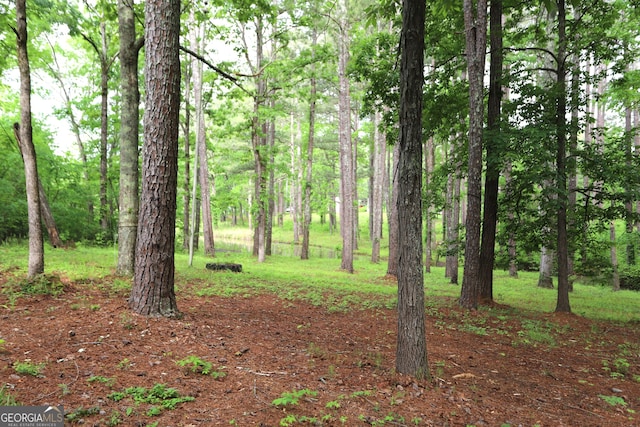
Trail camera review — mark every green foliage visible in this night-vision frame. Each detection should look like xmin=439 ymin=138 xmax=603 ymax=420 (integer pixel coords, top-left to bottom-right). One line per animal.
xmin=176 ymin=355 xmax=226 ymax=379
xmin=13 ymin=360 xmax=45 ymax=377
xmin=272 ymin=389 xmax=318 ymax=407
xmin=598 ymin=394 xmax=627 ymax=407
xmin=619 ymin=265 xmax=640 ymax=291
xmin=87 ymin=375 xmax=116 ymax=387
xmin=0 ymin=384 xmax=19 ymax=406
xmin=107 ymin=384 xmax=194 ymax=414
xmin=65 ymin=406 xmax=101 ymax=423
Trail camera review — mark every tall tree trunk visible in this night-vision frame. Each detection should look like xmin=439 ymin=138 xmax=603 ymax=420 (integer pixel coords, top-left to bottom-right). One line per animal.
xmin=301 ymin=30 xmax=318 ymax=260
xmin=460 ymin=0 xmax=488 ymax=310
xmin=182 ymin=52 xmax=192 ymax=251
xmin=505 ymin=162 xmax=518 ymax=277
xmin=13 ymin=126 xmax=63 ymax=248
xmin=116 ymin=0 xmax=141 ymax=275
xmin=610 ymin=221 xmax=620 ymax=291
xmin=99 ymin=21 xmax=110 ymax=233
xmin=266 ymin=105 xmax=276 ymax=256
xmin=15 ymin=0 xmax=44 ymax=279
xmin=371 ymin=110 xmax=386 ymax=263
xmin=538 ymin=246 xmax=554 ymax=288
xmin=445 ymin=137 xmax=460 ymax=284
xmin=193 ymin=25 xmax=214 ymax=257
xmin=396 ymin=0 xmax=429 ymax=380
xmin=386 ymin=143 xmax=400 ymax=277
xmin=424 ymin=137 xmax=434 ymax=272
xmin=554 ymin=0 xmax=571 ymax=313
xmin=130 ymin=0 xmax=180 ymax=317
xmin=625 ymin=105 xmax=635 ymax=265
xmin=338 ymin=1 xmax=354 ymax=273
xmin=478 ymin=0 xmax=503 ymax=303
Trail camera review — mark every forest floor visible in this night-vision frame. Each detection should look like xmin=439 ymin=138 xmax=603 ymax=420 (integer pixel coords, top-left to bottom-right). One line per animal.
xmin=0 ymin=270 xmax=639 ymax=427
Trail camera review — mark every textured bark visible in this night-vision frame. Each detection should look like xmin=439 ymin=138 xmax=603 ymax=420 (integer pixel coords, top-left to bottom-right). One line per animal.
xmin=182 ymin=51 xmax=192 ymax=251
xmin=478 ymin=0 xmax=503 ymax=303
xmin=386 ymin=143 xmax=400 ymax=277
xmin=250 ymin=18 xmax=267 ymax=263
xmin=396 ymin=0 xmax=429 ymax=379
xmin=338 ymin=1 xmax=354 ymax=273
xmin=13 ymin=125 xmax=63 ymax=249
xmin=460 ymin=0 xmax=487 ymax=310
xmin=193 ymin=26 xmax=215 ymax=257
xmin=116 ymin=0 xmax=141 ymax=275
xmin=554 ymin=0 xmax=571 ymax=313
xmin=424 ymin=137 xmax=434 ymax=272
xmin=610 ymin=222 xmax=620 ymax=291
xmin=538 ymin=246 xmax=554 ymax=288
xmin=301 ymin=30 xmax=318 ymax=261
xmin=445 ymin=137 xmax=460 ymax=284
xmin=371 ymin=110 xmax=386 ymax=263
xmin=130 ymin=0 xmax=181 ymax=317
xmin=15 ymin=0 xmax=44 ymax=279
xmin=99 ymin=22 xmax=110 ymax=233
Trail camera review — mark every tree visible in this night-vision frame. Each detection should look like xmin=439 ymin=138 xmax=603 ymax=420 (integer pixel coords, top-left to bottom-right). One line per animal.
xmin=12 ymin=125 xmax=63 ymax=248
xmin=338 ymin=0 xmax=354 ymax=273
xmin=478 ymin=0 xmax=503 ymax=303
xmin=14 ymin=0 xmax=44 ymax=279
xmin=301 ymin=29 xmax=318 ymax=261
xmin=460 ymin=0 xmax=488 ymax=310
xmin=130 ymin=0 xmax=181 ymax=317
xmin=116 ymin=0 xmax=142 ymax=276
xmin=396 ymin=0 xmax=429 ymax=379
xmin=553 ymin=0 xmax=571 ymax=313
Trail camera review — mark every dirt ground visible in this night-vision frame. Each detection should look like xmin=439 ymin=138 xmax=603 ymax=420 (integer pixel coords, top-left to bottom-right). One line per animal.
xmin=0 ymin=272 xmax=639 ymax=427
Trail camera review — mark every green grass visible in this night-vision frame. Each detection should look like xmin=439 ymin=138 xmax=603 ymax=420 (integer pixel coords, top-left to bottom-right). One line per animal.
xmin=1 ymin=222 xmax=639 ymax=323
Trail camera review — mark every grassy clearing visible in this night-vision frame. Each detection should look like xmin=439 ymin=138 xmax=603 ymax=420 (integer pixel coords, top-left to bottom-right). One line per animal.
xmin=1 ymin=236 xmax=639 ymax=323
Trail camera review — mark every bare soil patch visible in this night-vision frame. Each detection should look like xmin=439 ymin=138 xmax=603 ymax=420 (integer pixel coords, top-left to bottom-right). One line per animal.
xmin=0 ymin=272 xmax=638 ymax=426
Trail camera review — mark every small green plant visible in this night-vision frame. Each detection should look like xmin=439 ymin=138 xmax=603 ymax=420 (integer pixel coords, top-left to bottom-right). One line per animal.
xmin=326 ymin=399 xmax=341 ymax=409
xmin=106 ymin=410 xmax=121 ymax=426
xmin=272 ymin=389 xmax=318 ymax=407
xmin=58 ymin=383 xmax=70 ymax=396
xmin=513 ymin=320 xmax=556 ymax=347
xmin=65 ymin=406 xmax=100 ymax=423
xmin=176 ymin=355 xmax=226 ymax=379
xmin=90 ymin=304 xmax=101 ymax=311
xmin=119 ymin=312 xmax=136 ymax=330
xmin=13 ymin=360 xmax=45 ymax=377
xmin=117 ymin=358 xmax=132 ymax=370
xmin=87 ymin=375 xmax=116 ymax=387
xmin=0 ymin=384 xmax=19 ymax=406
xmin=599 ymin=394 xmax=627 ymax=407
xmin=107 ymin=383 xmax=194 ymax=415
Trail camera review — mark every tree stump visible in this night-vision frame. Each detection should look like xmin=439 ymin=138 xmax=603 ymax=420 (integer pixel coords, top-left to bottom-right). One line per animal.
xmin=205 ymin=263 xmax=242 ymax=273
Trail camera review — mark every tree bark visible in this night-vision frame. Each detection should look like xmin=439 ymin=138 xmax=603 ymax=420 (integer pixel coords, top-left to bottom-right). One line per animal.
xmin=338 ymin=0 xmax=354 ymax=273
xmin=15 ymin=0 xmax=44 ymax=279
xmin=182 ymin=47 xmax=192 ymax=251
xmin=478 ymin=0 xmax=503 ymax=303
xmin=301 ymin=30 xmax=318 ymax=260
xmin=13 ymin=125 xmax=63 ymax=249
xmin=116 ymin=0 xmax=141 ymax=275
xmin=396 ymin=0 xmax=429 ymax=380
xmin=460 ymin=0 xmax=488 ymax=310
xmin=193 ymin=24 xmax=215 ymax=257
xmin=386 ymin=143 xmax=400 ymax=277
xmin=130 ymin=0 xmax=181 ymax=317
xmin=554 ymin=0 xmax=571 ymax=313
xmin=371 ymin=110 xmax=386 ymax=263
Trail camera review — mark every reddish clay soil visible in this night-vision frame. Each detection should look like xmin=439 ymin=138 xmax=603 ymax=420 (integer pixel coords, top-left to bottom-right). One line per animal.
xmin=0 ymin=272 xmax=639 ymax=427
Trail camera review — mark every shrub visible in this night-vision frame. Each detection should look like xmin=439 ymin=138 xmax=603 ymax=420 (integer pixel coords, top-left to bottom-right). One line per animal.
xmin=619 ymin=266 xmax=640 ymax=291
